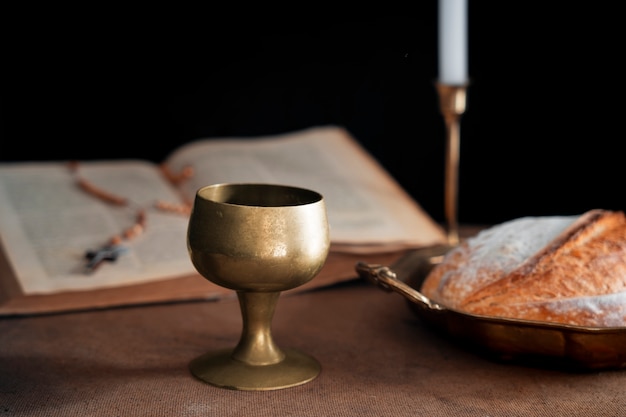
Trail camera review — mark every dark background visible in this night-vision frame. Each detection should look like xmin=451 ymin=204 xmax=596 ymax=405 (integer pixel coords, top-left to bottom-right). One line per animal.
xmin=3 ymin=3 xmax=625 ymax=225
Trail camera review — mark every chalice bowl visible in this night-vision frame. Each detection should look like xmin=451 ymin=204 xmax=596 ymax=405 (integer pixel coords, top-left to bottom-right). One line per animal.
xmin=187 ymin=183 xmax=330 ymax=390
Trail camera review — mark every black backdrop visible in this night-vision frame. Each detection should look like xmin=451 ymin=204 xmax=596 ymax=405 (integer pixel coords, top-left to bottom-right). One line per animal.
xmin=3 ymin=3 xmax=625 ymax=225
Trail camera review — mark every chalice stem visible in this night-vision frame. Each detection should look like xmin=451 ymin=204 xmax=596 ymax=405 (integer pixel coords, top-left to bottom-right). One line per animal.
xmin=231 ymin=291 xmax=286 ymax=366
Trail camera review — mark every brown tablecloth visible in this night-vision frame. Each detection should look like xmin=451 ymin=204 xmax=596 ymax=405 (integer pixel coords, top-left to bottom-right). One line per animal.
xmin=2 ymin=277 xmax=625 ymax=416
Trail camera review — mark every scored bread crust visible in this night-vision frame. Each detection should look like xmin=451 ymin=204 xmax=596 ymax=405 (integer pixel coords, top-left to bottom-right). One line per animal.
xmin=420 ymin=209 xmax=626 ymax=327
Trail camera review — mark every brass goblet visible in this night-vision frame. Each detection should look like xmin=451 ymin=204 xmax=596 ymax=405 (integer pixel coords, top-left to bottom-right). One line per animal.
xmin=187 ymin=183 xmax=330 ymax=390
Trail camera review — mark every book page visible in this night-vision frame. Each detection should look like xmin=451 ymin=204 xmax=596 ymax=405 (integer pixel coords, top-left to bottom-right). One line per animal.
xmin=0 ymin=160 xmax=196 ymax=295
xmin=164 ymin=126 xmax=446 ymax=251
xmin=0 ymin=126 xmax=445 ymax=301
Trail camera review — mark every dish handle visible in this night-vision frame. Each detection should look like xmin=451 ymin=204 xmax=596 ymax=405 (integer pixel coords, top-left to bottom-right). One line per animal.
xmin=355 ymin=262 xmax=445 ymax=312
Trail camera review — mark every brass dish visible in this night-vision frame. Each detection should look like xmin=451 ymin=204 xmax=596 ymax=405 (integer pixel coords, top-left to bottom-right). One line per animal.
xmin=356 ymin=245 xmax=626 ymax=371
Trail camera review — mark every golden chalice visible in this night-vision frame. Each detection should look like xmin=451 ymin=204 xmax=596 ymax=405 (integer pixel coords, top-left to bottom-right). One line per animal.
xmin=187 ymin=183 xmax=330 ymax=390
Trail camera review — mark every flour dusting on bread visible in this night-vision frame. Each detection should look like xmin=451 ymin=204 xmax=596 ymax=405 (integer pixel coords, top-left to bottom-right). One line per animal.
xmin=421 ymin=209 xmax=626 ymax=327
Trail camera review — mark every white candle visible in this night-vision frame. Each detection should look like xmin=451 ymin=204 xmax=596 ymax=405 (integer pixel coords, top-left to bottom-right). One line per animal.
xmin=438 ymin=0 xmax=468 ymax=85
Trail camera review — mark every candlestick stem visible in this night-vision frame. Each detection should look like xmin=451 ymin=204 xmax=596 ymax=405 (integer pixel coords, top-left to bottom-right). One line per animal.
xmin=435 ymin=82 xmax=467 ymax=246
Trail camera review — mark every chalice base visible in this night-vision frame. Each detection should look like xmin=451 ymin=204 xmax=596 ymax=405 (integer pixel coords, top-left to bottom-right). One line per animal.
xmin=189 ymin=348 xmax=321 ymax=391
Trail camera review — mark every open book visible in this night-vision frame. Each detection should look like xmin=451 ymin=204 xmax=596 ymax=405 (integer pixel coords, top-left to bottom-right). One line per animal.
xmin=0 ymin=126 xmax=446 ymax=315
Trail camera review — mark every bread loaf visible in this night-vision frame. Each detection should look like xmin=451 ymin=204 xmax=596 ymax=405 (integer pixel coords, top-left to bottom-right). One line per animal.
xmin=421 ymin=209 xmax=626 ymax=327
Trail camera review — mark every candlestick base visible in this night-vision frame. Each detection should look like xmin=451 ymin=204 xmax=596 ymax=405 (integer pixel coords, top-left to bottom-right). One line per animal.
xmin=435 ymin=82 xmax=468 ymax=246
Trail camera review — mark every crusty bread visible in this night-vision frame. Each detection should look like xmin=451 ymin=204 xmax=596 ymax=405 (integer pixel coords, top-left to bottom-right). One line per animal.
xmin=421 ymin=209 xmax=626 ymax=327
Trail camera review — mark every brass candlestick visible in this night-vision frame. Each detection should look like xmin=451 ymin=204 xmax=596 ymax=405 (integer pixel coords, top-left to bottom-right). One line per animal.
xmin=435 ymin=82 xmax=467 ymax=246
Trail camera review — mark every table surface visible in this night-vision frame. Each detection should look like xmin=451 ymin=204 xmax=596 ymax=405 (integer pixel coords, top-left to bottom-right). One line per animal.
xmin=2 ymin=266 xmax=626 ymax=417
